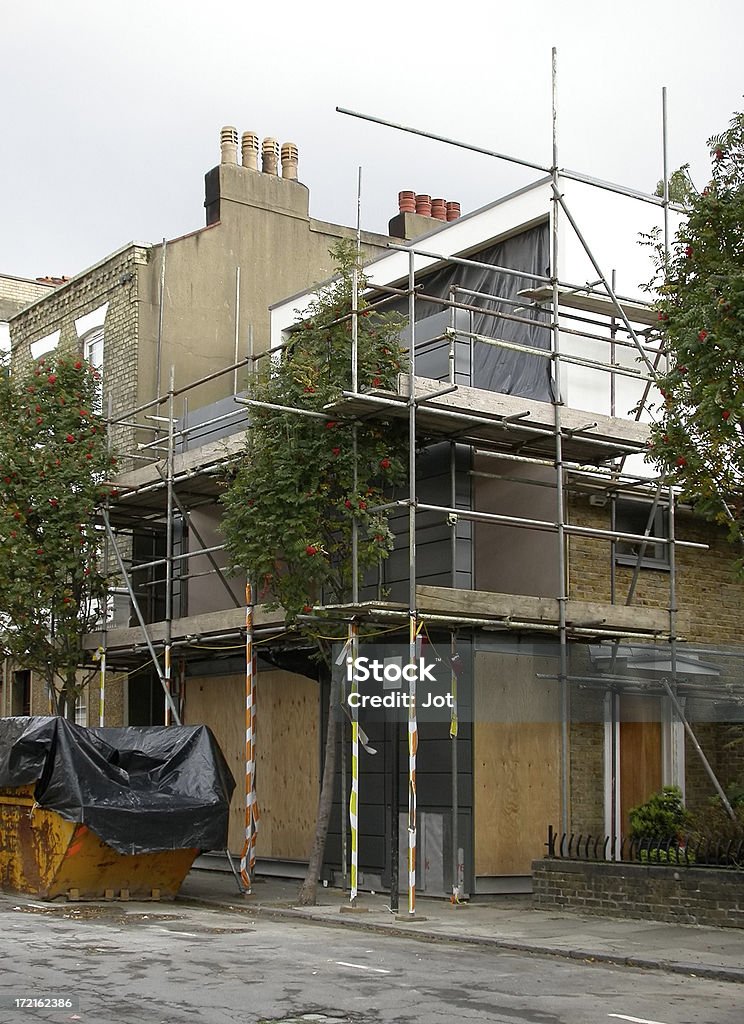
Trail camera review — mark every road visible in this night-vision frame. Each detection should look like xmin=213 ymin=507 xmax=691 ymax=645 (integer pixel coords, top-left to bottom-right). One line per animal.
xmin=0 ymin=896 xmax=741 ymax=1024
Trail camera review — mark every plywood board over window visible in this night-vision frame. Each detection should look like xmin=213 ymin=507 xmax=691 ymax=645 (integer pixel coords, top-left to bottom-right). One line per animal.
xmin=474 ymin=651 xmax=561 ymax=877
xmin=184 ymin=669 xmax=320 ymax=859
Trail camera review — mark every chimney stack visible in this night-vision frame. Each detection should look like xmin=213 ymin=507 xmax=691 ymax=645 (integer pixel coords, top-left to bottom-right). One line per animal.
xmin=281 ymin=143 xmax=299 ymax=180
xmin=389 ymin=188 xmax=462 ymax=239
xmin=262 ymin=137 xmax=280 ymax=175
xmin=241 ymin=131 xmax=259 ymax=170
xmin=220 ymin=126 xmax=239 ymax=165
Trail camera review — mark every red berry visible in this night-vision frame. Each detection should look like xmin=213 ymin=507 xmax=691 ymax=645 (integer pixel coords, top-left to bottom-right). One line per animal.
xmin=305 ymin=544 xmax=318 ymax=556
xmin=36 ymin=417 xmax=42 ymax=425
xmin=344 ymin=499 xmax=352 ymax=509
xmin=698 ymin=330 xmax=708 ymax=341
xmin=685 ymin=245 xmax=693 ymax=258
xmin=678 ymin=366 xmax=687 ymax=374
xmin=715 ymin=148 xmax=724 ymax=162
xmin=79 ymin=408 xmax=89 ymax=417
xmin=49 ymin=498 xmax=58 ymax=507
xmin=74 ymin=361 xmax=83 ymax=369
xmin=36 ymin=548 xmax=43 ymax=555
xmin=380 ymin=457 xmax=391 ymax=470
xmin=325 ymin=421 xmax=337 ymax=429
xmin=47 ymin=374 xmax=56 ymax=384
xmin=66 ymin=434 xmax=75 ymax=442
xmin=303 ymin=604 xmax=313 ymax=613
xmin=372 ymin=377 xmax=382 ymax=387
xmin=303 ymin=386 xmax=315 ymax=393
xmin=85 ymin=453 xmax=93 ymax=460
xmin=332 ymin=447 xmax=341 ymax=456
xmin=722 ymin=410 xmax=731 ymax=420
xmin=676 ymin=456 xmax=687 ymax=467
xmin=358 ymin=500 xmax=367 ymax=510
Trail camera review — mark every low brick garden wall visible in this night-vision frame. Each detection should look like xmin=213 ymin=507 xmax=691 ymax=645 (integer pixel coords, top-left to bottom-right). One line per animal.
xmin=532 ymin=858 xmax=744 ymax=929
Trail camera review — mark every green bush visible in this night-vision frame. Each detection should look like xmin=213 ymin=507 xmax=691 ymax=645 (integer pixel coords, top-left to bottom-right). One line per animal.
xmin=628 ymin=786 xmax=691 ymax=843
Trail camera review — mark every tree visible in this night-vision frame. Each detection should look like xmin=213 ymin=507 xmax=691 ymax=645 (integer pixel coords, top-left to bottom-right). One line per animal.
xmin=221 ymin=241 xmax=408 ymax=903
xmin=0 ymin=352 xmax=116 ymax=718
xmin=654 ymin=163 xmax=695 ymax=205
xmin=646 ymin=111 xmax=744 ymax=560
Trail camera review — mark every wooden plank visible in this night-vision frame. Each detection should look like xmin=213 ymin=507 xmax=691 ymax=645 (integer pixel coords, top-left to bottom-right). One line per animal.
xmin=184 ymin=669 xmax=319 ymax=858
xmin=518 ymin=286 xmax=658 ymax=328
xmin=415 ymin=584 xmax=671 ymax=635
xmin=474 ymin=652 xmax=561 ymax=877
xmin=257 ymin=672 xmax=320 ymax=860
xmin=183 ymin=673 xmax=245 ymax=853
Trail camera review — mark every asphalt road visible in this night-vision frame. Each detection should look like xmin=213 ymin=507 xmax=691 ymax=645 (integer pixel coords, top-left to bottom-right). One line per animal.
xmin=0 ymin=897 xmax=741 ymax=1024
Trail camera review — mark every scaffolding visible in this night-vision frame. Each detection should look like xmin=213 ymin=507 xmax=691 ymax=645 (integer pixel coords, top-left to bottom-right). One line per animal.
xmin=85 ymin=57 xmax=744 ymax=912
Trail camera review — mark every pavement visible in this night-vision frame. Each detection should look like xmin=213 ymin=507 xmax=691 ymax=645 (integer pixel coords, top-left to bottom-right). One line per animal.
xmin=177 ymin=865 xmax=744 ymax=986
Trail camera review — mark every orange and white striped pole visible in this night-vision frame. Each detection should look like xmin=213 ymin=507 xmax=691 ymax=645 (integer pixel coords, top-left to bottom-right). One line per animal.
xmin=240 ymin=582 xmax=259 ymax=892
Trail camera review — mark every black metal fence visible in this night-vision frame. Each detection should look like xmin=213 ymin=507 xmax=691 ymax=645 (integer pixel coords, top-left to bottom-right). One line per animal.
xmin=546 ymin=825 xmax=744 ymax=869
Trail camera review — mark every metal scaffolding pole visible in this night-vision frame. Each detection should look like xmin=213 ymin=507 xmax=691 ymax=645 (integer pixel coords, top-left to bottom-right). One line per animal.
xmin=406 ymin=248 xmax=418 ymax=918
xmin=551 ymin=48 xmax=570 ymax=840
xmin=164 ymin=367 xmax=176 ymax=726
xmin=102 ymin=509 xmax=181 ymax=725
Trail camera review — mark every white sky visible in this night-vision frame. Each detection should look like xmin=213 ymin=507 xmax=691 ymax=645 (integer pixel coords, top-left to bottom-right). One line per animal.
xmin=1 ymin=0 xmax=740 ymax=281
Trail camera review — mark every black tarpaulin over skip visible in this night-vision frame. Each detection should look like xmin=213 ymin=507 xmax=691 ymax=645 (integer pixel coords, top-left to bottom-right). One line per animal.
xmin=0 ymin=716 xmax=235 ymax=855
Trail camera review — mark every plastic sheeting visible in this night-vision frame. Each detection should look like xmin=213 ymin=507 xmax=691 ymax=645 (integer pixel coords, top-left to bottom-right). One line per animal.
xmin=394 ymin=222 xmax=553 ymax=401
xmin=0 ymin=716 xmax=235 ymax=855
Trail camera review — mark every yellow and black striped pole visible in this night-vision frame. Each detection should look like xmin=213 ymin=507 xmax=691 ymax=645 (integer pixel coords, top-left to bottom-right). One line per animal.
xmin=349 ymin=620 xmax=359 ymax=903
xmin=407 ymin=615 xmax=421 ymax=915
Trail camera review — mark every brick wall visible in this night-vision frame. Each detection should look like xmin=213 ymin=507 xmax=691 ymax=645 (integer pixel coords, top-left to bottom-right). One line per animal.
xmin=9 ymin=245 xmax=151 ymax=455
xmin=567 ymin=490 xmax=744 ymax=646
xmin=0 ymin=275 xmax=56 ymax=321
xmin=533 ymin=858 xmax=744 ymax=928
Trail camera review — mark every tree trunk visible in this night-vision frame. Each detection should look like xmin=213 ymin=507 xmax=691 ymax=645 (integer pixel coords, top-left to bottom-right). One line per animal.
xmin=297 ymin=665 xmax=341 ymax=906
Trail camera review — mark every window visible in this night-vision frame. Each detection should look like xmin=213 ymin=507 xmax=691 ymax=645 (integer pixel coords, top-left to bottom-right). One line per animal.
xmin=74 ymin=692 xmax=87 ymax=727
xmin=82 ymin=326 xmax=104 ymax=412
xmin=614 ymin=499 xmax=669 ymax=570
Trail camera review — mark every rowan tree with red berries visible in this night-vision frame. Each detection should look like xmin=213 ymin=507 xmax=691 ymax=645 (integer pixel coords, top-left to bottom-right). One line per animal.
xmin=221 ymin=241 xmax=409 ymax=904
xmin=647 ymin=111 xmax=744 ymax=560
xmin=0 ymin=352 xmax=116 ymax=718
xmin=221 ymin=241 xmax=408 ymax=621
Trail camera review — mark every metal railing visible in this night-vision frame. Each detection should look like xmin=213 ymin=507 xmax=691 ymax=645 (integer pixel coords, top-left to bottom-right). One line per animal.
xmin=546 ymin=824 xmax=744 ymax=869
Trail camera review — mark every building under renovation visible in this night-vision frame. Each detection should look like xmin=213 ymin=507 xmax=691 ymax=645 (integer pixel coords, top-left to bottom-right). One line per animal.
xmin=4 ymin=113 xmax=744 ymax=902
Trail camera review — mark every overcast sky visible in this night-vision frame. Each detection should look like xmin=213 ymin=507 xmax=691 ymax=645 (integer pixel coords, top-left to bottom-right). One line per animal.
xmin=1 ymin=0 xmax=740 ymax=281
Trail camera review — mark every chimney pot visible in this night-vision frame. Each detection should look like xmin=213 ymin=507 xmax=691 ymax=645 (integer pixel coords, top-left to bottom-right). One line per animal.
xmin=220 ymin=126 xmax=239 ymax=165
xmin=446 ymin=201 xmax=461 ymax=221
xmin=415 ymin=194 xmax=432 ymax=217
xmin=262 ymin=137 xmax=280 ymax=175
xmin=398 ymin=190 xmax=416 ymax=214
xmin=281 ymin=142 xmax=299 ymax=180
xmin=431 ymin=198 xmax=447 ymax=221
xmin=241 ymin=131 xmax=259 ymax=170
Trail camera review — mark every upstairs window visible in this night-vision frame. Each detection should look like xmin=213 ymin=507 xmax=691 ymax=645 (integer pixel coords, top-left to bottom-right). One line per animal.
xmin=81 ymin=326 xmax=104 ymax=411
xmin=614 ymin=498 xmax=669 ymax=570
